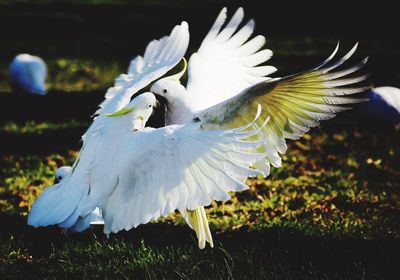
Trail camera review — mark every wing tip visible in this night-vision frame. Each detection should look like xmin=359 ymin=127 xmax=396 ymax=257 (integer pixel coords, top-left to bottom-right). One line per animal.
xmin=180 ymin=21 xmax=189 ymax=30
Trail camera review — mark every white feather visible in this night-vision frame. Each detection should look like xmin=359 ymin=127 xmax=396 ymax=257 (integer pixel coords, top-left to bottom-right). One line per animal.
xmin=185 ymin=7 xmax=275 ymax=112
xmin=100 ymin=122 xmax=264 ymax=234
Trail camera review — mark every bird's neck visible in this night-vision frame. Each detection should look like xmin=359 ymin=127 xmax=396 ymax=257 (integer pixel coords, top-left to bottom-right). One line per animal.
xmin=165 ymin=90 xmax=195 ymax=125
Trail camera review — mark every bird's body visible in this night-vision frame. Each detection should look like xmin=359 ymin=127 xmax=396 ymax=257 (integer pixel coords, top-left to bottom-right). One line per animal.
xmin=8 ymin=53 xmax=47 ymax=95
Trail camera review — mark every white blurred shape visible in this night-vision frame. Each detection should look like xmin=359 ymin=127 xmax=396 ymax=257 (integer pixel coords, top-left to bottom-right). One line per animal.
xmin=8 ymin=53 xmax=47 ymax=95
xmin=371 ymin=86 xmax=400 ymax=114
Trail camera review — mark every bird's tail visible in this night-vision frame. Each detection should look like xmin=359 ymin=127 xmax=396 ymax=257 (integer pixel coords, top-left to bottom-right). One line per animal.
xmin=182 ymin=206 xmax=214 ymax=249
xmin=28 ymin=180 xmax=88 ymax=228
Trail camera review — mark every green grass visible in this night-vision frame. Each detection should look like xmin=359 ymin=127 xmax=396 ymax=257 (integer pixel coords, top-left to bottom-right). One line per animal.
xmin=1 ymin=231 xmax=398 ymax=279
xmin=1 ymin=116 xmax=399 ymax=278
xmin=2 ymin=120 xmax=399 ymax=238
xmin=0 ymin=120 xmax=88 ymax=134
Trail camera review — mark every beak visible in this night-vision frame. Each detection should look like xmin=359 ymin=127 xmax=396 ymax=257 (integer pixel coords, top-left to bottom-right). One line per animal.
xmin=54 ymin=178 xmax=59 ymax=184
xmin=106 ymin=106 xmax=135 ymax=117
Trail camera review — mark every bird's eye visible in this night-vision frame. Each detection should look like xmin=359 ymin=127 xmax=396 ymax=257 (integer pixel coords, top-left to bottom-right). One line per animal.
xmin=58 ymin=176 xmax=62 ymax=181
xmin=163 ymin=89 xmax=168 ymax=93
xmin=148 ymin=104 xmax=152 ymax=108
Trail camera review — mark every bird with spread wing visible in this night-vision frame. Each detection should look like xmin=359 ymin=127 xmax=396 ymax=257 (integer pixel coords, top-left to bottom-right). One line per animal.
xmin=150 ymin=7 xmax=369 ymax=177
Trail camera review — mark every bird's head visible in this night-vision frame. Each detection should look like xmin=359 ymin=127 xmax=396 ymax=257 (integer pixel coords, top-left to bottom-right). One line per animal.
xmin=150 ymin=58 xmax=187 ymax=104
xmin=55 ymin=166 xmax=72 ymax=184
xmin=106 ymin=92 xmax=158 ymax=131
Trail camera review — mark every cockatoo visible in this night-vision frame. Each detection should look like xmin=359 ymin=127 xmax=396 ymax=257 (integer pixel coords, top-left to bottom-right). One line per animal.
xmin=28 ymin=92 xmax=158 ymax=228
xmin=28 ymin=91 xmax=266 ymax=249
xmin=28 ymin=19 xmax=267 ymax=249
xmin=150 ymin=7 xmax=369 ymax=176
xmin=8 ymin=53 xmax=47 ymax=95
xmin=54 ymin=166 xmax=104 ymax=232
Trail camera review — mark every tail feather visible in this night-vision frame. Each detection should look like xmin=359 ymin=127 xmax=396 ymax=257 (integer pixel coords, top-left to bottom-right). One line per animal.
xmin=28 ymin=181 xmax=88 ymax=228
xmin=182 ymin=206 xmax=214 ymax=249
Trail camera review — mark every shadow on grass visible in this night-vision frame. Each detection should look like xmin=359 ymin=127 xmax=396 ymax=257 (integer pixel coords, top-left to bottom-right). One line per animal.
xmin=1 ymin=213 xmax=399 ymax=279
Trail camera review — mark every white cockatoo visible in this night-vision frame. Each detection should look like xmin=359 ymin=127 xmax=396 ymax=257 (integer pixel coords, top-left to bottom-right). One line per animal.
xmin=28 ymin=93 xmax=266 ymax=249
xmin=54 ymin=166 xmax=104 ymax=232
xmin=28 ymin=92 xmax=159 ymax=229
xmin=8 ymin=53 xmax=47 ymax=95
xmin=150 ymin=7 xmax=369 ymax=176
xmin=28 ymin=19 xmax=267 ymax=249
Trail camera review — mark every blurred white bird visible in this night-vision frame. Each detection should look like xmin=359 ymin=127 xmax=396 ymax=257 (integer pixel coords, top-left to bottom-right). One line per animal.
xmin=8 ymin=53 xmax=47 ymax=95
xmin=366 ymin=86 xmax=400 ymax=118
xmin=54 ymin=166 xmax=104 ymax=232
xmin=371 ymin=87 xmax=400 ymax=114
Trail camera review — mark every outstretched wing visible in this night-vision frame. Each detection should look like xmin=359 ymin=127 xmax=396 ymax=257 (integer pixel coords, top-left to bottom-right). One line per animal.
xmin=96 ymin=21 xmax=189 ymax=116
xmin=82 ymin=21 xmax=189 ymax=146
xmin=195 ymin=43 xmax=370 ymax=168
xmin=100 ymin=123 xmax=265 ymax=234
xmin=186 ymin=7 xmax=277 ymax=112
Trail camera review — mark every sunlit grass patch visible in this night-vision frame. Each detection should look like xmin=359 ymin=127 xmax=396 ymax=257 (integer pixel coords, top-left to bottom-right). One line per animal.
xmin=47 ymin=58 xmax=123 ymax=92
xmin=0 ymin=122 xmax=399 ymax=241
xmin=0 ymin=153 xmax=77 ymax=216
xmin=0 ymin=120 xmax=88 ymax=135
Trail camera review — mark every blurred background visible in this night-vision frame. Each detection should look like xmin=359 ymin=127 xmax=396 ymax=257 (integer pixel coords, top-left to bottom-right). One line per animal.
xmin=0 ymin=1 xmax=399 ymax=278
xmin=0 ymin=0 xmax=399 ymax=119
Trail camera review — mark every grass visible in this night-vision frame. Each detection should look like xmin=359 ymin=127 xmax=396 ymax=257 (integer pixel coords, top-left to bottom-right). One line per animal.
xmin=1 ymin=113 xmax=399 ymax=278
xmin=1 ymin=230 xmax=398 ymax=279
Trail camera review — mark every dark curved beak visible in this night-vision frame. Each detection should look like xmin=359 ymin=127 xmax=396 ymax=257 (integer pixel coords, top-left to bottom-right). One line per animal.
xmin=54 ymin=177 xmax=59 ymax=184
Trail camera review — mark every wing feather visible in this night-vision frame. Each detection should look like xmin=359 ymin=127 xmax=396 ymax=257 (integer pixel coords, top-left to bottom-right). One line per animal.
xmin=101 ymin=123 xmax=265 ymax=234
xmin=186 ymin=7 xmax=276 ymax=112
xmin=96 ymin=22 xmax=189 ymax=116
xmin=195 ymin=43 xmax=370 ymax=169
xmin=81 ymin=21 xmax=189 ymax=148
